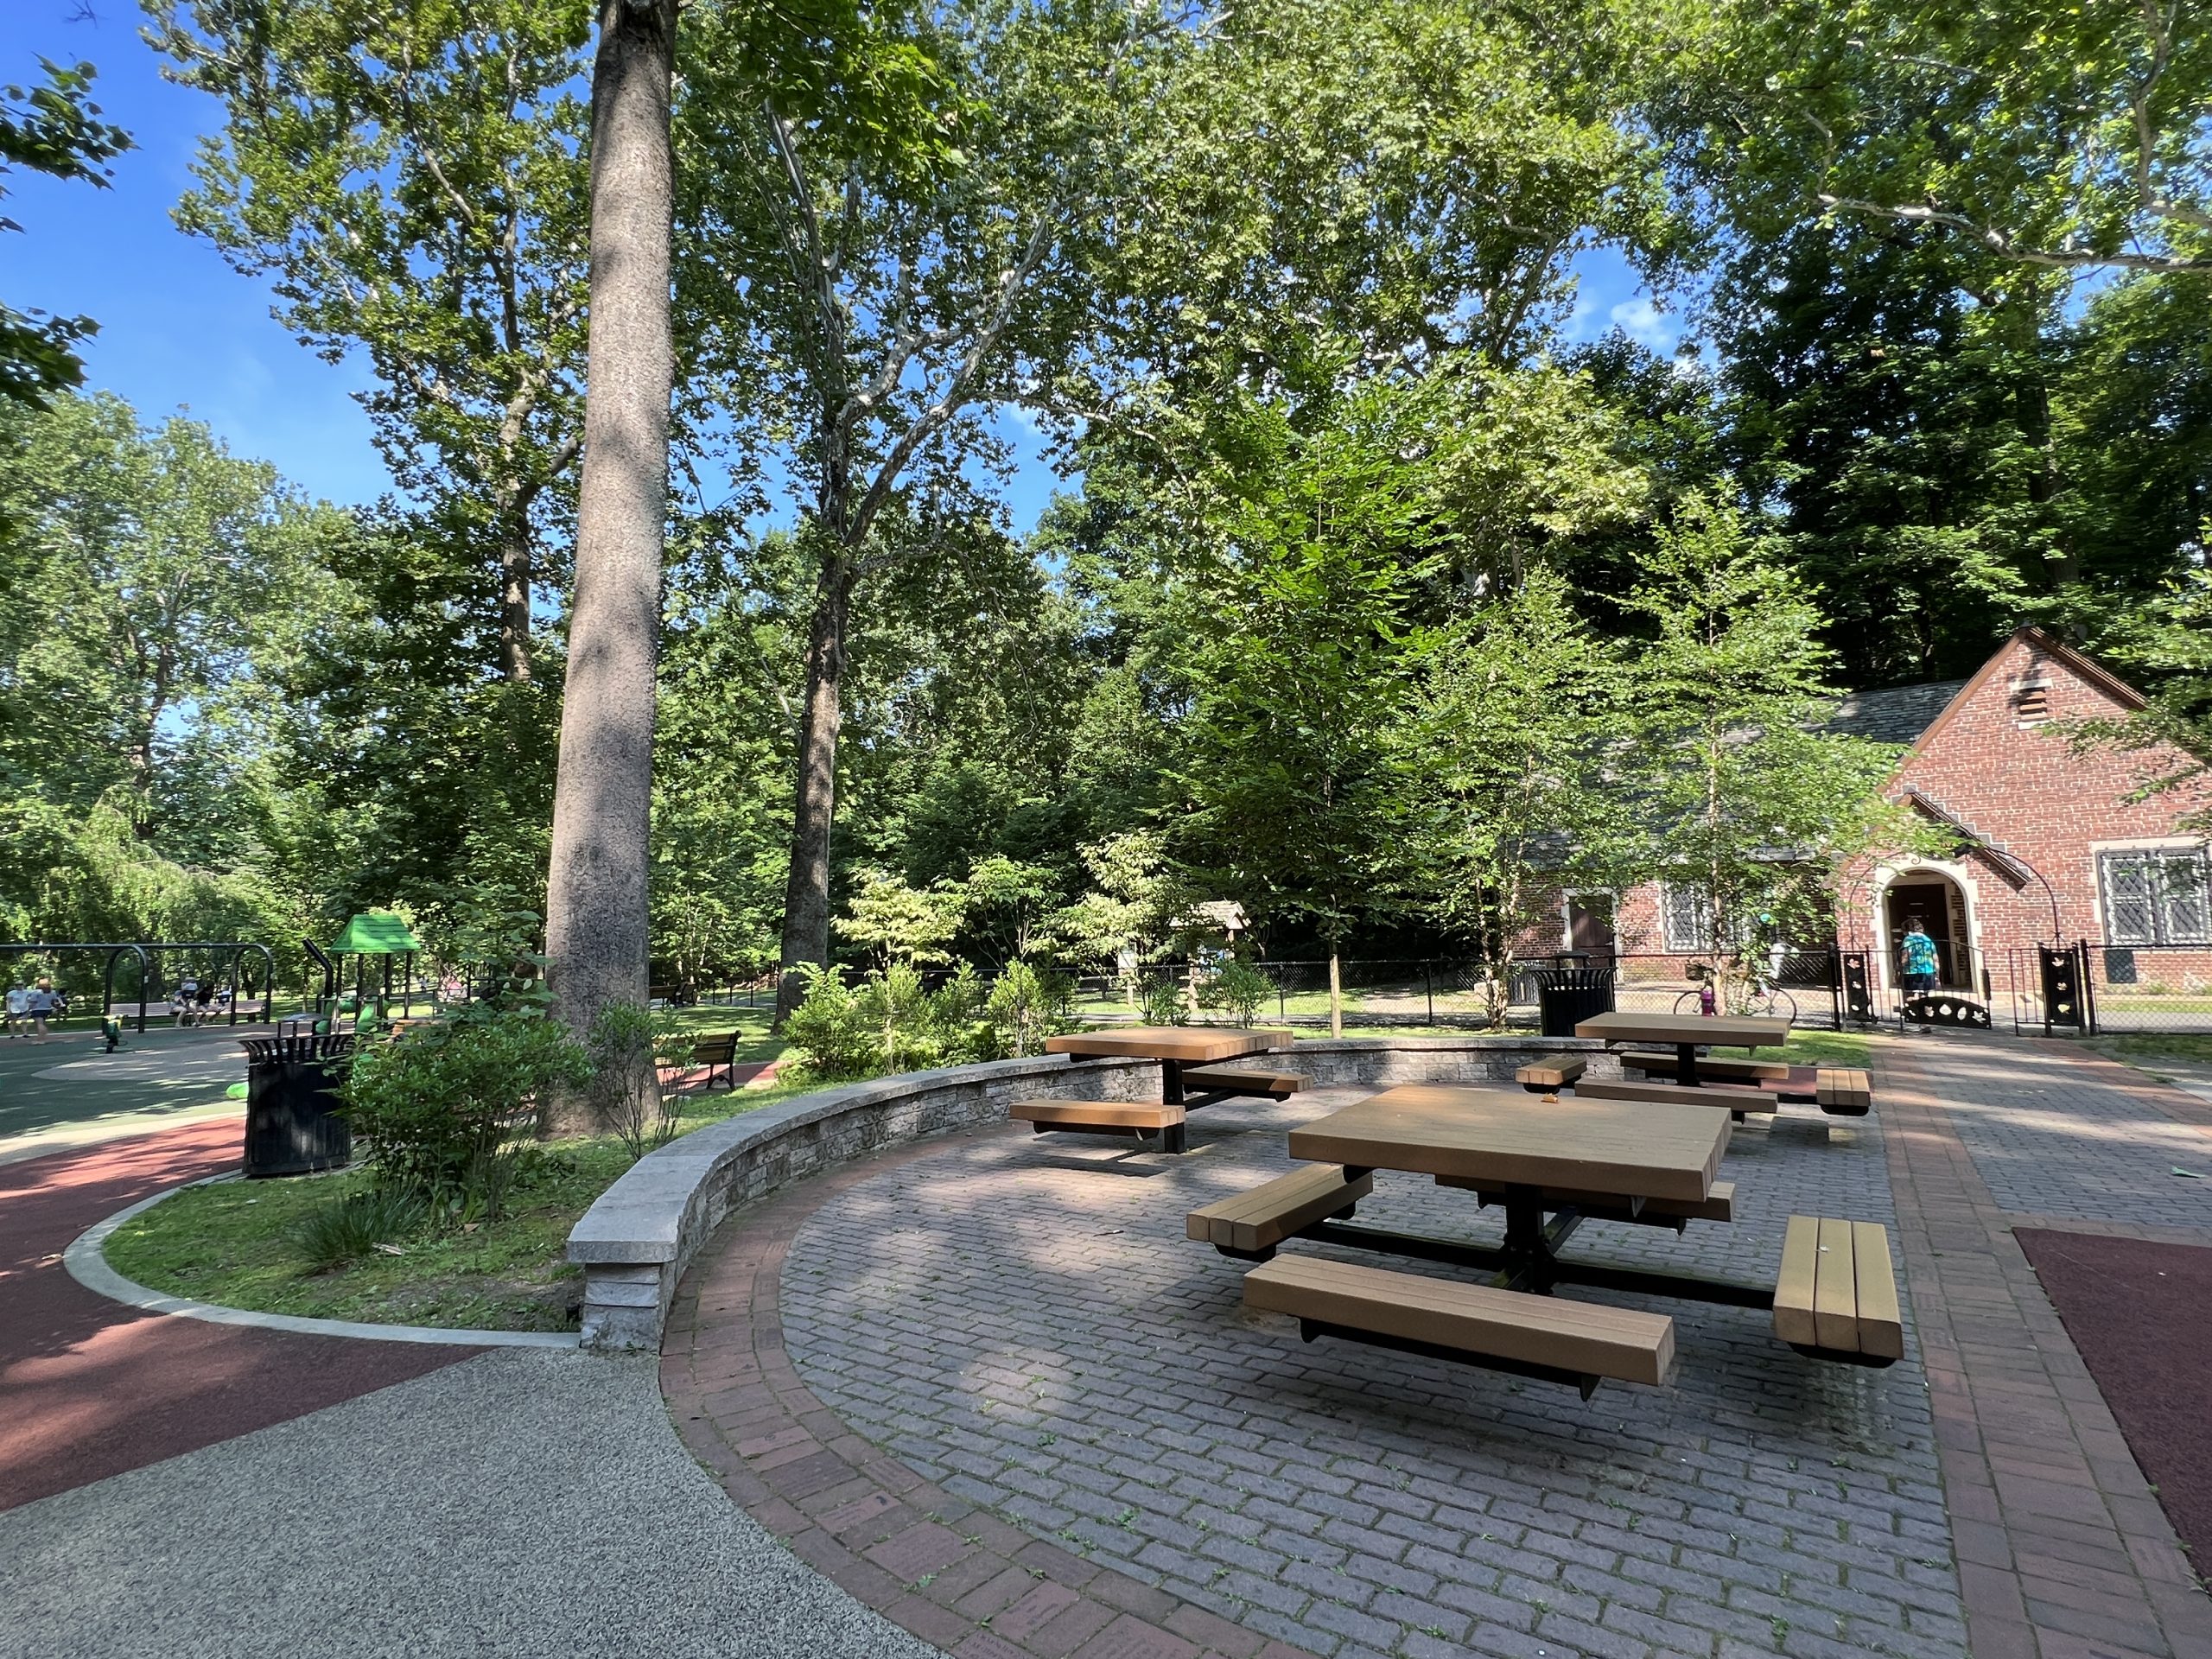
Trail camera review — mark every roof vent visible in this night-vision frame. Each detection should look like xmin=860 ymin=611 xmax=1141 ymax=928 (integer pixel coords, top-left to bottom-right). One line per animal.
xmin=2013 ymin=682 xmax=2051 ymax=727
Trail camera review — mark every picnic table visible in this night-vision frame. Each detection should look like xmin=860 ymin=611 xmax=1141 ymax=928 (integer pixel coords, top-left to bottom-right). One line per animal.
xmin=1043 ymin=1025 xmax=1292 ymax=1104
xmin=1196 ymin=1081 xmax=1903 ymax=1395
xmin=1283 ymin=1084 xmax=1754 ymax=1305
xmin=1573 ymin=1009 xmax=1790 ymax=1087
xmin=1020 ymin=1026 xmax=1302 ymax=1154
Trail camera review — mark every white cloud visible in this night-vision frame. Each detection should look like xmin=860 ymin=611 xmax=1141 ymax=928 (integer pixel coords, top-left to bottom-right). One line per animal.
xmin=1608 ymin=297 xmax=1675 ymax=351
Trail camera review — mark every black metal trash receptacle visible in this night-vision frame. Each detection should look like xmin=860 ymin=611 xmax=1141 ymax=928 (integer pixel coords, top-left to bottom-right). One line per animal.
xmin=239 ymin=1031 xmax=354 ymax=1176
xmin=1532 ymin=966 xmax=1617 ymax=1038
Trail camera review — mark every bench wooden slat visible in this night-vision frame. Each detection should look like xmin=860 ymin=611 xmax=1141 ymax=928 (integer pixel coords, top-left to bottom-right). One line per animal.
xmin=1243 ymin=1255 xmax=1676 ymax=1388
xmin=1183 ymin=1065 xmax=1309 ymax=1100
xmin=1186 ymin=1165 xmax=1373 ymax=1253
xmin=1572 ymin=1077 xmax=1778 ymax=1114
xmin=1435 ymin=1177 xmax=1735 ymax=1225
xmin=1619 ymin=1052 xmax=1818 ymax=1098
xmin=1012 ymin=1098 xmax=1184 ymax=1131
xmin=1514 ymin=1058 xmax=1587 ymax=1090
xmin=1816 ymin=1066 xmax=1872 ymax=1116
xmin=1773 ymin=1215 xmax=1821 ymax=1349
xmin=1813 ymin=1217 xmax=1859 ymax=1351
xmin=1852 ymin=1221 xmax=1904 ymax=1360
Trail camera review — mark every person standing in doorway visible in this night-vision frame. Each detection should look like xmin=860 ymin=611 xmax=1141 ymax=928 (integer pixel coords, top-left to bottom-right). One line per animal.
xmin=1900 ymin=919 xmax=1940 ymax=1032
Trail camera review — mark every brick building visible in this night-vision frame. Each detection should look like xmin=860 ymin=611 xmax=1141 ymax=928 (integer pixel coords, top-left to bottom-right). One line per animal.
xmin=1573 ymin=627 xmax=2212 ymax=1012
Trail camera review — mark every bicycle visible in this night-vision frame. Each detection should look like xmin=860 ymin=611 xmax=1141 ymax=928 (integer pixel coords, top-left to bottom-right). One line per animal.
xmin=1673 ymin=966 xmax=1796 ymax=1022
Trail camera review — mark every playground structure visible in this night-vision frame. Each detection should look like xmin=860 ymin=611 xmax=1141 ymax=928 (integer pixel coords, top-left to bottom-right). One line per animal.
xmin=0 ymin=941 xmax=282 ymax=1035
xmin=312 ymin=911 xmax=426 ymax=1021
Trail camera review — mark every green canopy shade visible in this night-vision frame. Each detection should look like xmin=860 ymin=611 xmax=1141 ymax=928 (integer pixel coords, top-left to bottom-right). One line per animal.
xmin=331 ymin=910 xmax=422 ymax=955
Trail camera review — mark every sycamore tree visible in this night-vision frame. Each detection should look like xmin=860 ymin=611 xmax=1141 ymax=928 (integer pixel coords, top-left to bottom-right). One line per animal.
xmin=149 ymin=1 xmax=595 ymax=685
xmin=1410 ymin=569 xmax=1641 ymax=1024
xmin=1 ymin=60 xmax=131 ymax=408
xmin=1622 ymin=498 xmax=1908 ymax=1009
xmin=1701 ymin=0 xmax=2212 ymax=283
xmin=676 ymin=0 xmax=1189 ymax=1020
xmin=1177 ymin=376 xmax=1455 ymax=1037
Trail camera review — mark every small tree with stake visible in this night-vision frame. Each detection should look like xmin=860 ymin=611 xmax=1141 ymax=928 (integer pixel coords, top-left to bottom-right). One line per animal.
xmin=1623 ymin=498 xmax=1909 ymax=1011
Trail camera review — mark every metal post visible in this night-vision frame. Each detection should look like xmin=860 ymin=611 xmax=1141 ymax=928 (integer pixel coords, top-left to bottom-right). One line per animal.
xmin=1425 ymin=961 xmax=1433 ymax=1025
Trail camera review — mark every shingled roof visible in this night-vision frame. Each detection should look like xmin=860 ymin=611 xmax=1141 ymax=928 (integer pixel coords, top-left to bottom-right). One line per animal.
xmin=1824 ymin=680 xmax=1968 ymax=746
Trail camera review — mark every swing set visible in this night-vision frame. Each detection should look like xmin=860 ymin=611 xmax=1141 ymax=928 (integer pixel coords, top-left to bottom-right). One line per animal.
xmin=0 ymin=940 xmax=281 ymax=1034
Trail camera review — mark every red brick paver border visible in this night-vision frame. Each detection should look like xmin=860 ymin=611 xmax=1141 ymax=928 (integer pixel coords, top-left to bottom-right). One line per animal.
xmin=661 ymin=1127 xmax=1321 ymax=1659
xmin=1877 ymin=1038 xmax=2212 ymax=1659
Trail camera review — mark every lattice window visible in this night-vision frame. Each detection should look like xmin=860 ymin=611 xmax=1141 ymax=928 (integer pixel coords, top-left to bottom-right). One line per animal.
xmin=2099 ymin=850 xmax=2212 ymax=944
xmin=1659 ymin=881 xmax=1713 ymax=954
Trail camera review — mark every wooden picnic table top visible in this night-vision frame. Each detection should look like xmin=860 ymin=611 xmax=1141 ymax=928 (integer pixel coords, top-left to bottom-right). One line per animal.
xmin=1573 ymin=1009 xmax=1792 ymax=1051
xmin=1045 ymin=1026 xmax=1292 ymax=1063
xmin=1287 ymin=1084 xmax=1730 ymax=1205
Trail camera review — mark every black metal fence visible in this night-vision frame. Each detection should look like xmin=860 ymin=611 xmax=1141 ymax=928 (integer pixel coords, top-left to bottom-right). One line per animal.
xmin=2005 ymin=941 xmax=2212 ymax=1035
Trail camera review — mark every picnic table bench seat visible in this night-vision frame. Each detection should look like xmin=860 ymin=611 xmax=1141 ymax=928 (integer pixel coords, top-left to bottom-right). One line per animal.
xmin=1186 ymin=1164 xmax=1372 ymax=1258
xmin=1012 ymin=1097 xmax=1187 ymax=1154
xmin=1181 ymin=1064 xmax=1309 ymax=1101
xmin=1514 ymin=1058 xmax=1587 ymax=1091
xmin=1570 ymin=1077 xmax=1780 ymax=1119
xmin=1774 ymin=1215 xmax=1902 ymax=1363
xmin=1243 ymin=1254 xmax=1677 ymax=1398
xmin=1619 ymin=1051 xmax=1815 ymax=1096
xmin=1815 ymin=1067 xmax=1873 ymax=1116
xmin=1434 ymin=1175 xmax=1737 ymax=1230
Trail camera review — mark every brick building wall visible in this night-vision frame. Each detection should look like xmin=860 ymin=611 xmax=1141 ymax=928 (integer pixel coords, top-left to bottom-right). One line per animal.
xmin=1834 ymin=631 xmax=2212 ymax=998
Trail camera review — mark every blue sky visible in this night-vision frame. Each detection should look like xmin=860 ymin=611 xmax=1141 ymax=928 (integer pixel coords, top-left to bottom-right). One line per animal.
xmin=7 ymin=4 xmax=1680 ymax=533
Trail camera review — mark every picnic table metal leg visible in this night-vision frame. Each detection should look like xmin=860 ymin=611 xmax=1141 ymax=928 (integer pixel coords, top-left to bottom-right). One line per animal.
xmin=1675 ymin=1042 xmax=1699 ymax=1087
xmin=1160 ymin=1059 xmax=1185 ymax=1105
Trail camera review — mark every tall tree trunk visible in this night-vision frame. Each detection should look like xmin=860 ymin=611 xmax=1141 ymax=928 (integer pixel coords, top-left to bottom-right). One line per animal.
xmin=544 ymin=0 xmax=677 ymax=1125
xmin=497 ymin=496 xmax=536 ymax=683
xmin=1328 ymin=950 xmax=1343 ymax=1039
xmin=774 ymin=554 xmax=857 ymax=1022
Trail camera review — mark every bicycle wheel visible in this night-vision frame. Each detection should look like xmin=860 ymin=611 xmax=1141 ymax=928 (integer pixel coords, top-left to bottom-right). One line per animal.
xmin=1673 ymin=991 xmax=1703 ymax=1016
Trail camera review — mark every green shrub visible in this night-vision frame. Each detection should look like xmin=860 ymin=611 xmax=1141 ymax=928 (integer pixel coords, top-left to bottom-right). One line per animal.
xmin=781 ymin=965 xmax=879 ymax=1079
xmin=293 ymin=1187 xmax=427 ymax=1272
xmin=988 ymin=959 xmax=1072 ymax=1057
xmin=1141 ymin=976 xmax=1188 ymax=1027
xmin=1203 ymin=957 xmax=1274 ymax=1027
xmin=340 ymin=1005 xmax=590 ymax=1214
xmin=586 ymin=1001 xmax=692 ymax=1160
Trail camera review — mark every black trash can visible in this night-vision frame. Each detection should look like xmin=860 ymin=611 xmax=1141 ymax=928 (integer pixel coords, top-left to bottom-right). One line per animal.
xmin=239 ymin=1031 xmax=355 ymax=1177
xmin=1532 ymin=966 xmax=1616 ymax=1038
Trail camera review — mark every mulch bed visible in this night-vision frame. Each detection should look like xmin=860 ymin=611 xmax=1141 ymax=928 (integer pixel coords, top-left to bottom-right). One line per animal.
xmin=2015 ymin=1226 xmax=2212 ymax=1564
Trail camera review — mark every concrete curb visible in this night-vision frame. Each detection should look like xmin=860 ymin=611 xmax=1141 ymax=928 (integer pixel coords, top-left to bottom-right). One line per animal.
xmin=65 ymin=1180 xmax=580 ymax=1349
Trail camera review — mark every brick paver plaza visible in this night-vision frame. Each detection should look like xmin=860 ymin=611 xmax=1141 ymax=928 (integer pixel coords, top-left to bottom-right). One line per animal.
xmin=663 ymin=1035 xmax=2212 ymax=1659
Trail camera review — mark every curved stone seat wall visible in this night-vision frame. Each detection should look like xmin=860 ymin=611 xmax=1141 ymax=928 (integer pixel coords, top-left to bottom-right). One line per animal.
xmin=567 ymin=1035 xmax=1612 ymax=1351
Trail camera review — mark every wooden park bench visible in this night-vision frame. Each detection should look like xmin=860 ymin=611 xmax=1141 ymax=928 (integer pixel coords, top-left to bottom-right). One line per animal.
xmin=1242 ymin=1254 xmax=1678 ymax=1399
xmin=1011 ymin=1098 xmax=1187 ymax=1154
xmin=1514 ymin=1058 xmax=1587 ymax=1092
xmin=1571 ymin=1077 xmax=1780 ymax=1121
xmin=683 ymin=1032 xmax=740 ymax=1092
xmin=1773 ymin=1215 xmax=1902 ymax=1363
xmin=1433 ymin=1174 xmax=1736 ymax=1232
xmin=1185 ymin=1165 xmax=1372 ymax=1260
xmin=1619 ymin=1051 xmax=1815 ymax=1097
xmin=1815 ymin=1067 xmax=1872 ymax=1116
xmin=1182 ymin=1064 xmax=1309 ymax=1102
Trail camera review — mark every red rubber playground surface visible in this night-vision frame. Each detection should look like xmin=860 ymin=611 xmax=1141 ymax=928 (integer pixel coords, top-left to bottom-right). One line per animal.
xmin=0 ymin=1119 xmax=478 ymax=1513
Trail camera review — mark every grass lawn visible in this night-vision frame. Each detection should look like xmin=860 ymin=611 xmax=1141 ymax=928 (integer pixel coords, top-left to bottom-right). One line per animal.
xmin=105 ymin=1034 xmax=804 ymax=1333
xmin=2085 ymin=1033 xmax=2212 ymax=1077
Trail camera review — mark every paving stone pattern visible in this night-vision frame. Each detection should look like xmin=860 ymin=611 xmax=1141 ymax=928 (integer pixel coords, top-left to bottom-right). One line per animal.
xmin=1873 ymin=1035 xmax=2212 ymax=1659
xmin=1914 ymin=1038 xmax=2212 ymax=1230
xmin=779 ymin=1091 xmax=1966 ymax=1659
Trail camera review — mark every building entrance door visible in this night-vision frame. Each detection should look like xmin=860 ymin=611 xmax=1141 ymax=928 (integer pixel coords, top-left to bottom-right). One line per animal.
xmin=1885 ymin=879 xmax=1969 ymax=988
xmin=1567 ymin=894 xmax=1616 ymax=959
